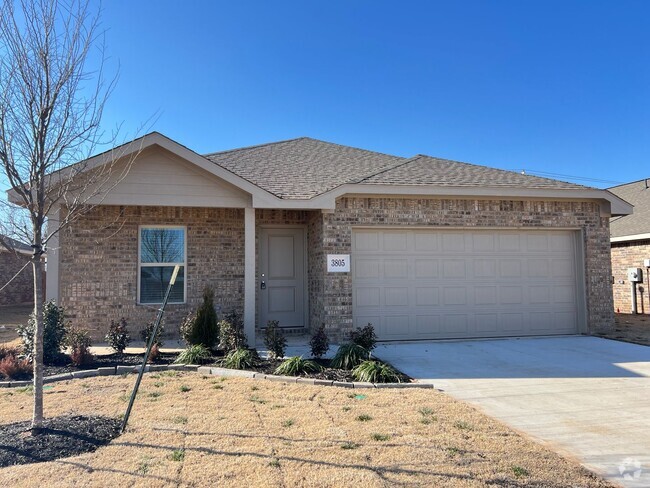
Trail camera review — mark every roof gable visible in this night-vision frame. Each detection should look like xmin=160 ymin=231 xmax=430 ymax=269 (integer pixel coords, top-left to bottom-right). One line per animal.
xmin=609 ymin=179 xmax=650 ymax=239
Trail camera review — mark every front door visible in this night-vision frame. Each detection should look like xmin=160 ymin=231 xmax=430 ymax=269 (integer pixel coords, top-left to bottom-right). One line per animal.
xmin=259 ymin=227 xmax=306 ymax=328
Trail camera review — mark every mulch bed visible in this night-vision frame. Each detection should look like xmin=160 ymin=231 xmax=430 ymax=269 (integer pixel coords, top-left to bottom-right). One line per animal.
xmin=40 ymin=352 xmax=179 ymax=378
xmin=0 ymin=415 xmax=121 ymax=467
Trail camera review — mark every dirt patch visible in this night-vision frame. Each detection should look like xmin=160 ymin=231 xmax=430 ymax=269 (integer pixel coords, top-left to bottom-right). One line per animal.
xmin=0 ymin=415 xmax=121 ymax=467
xmin=596 ymin=313 xmax=650 ymax=346
xmin=0 ymin=373 xmax=614 ymax=487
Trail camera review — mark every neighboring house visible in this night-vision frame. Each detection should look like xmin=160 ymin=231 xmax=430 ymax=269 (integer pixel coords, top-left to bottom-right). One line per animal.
xmin=8 ymin=132 xmax=631 ymax=341
xmin=0 ymin=236 xmax=34 ymax=306
xmin=608 ymin=179 xmax=650 ymax=313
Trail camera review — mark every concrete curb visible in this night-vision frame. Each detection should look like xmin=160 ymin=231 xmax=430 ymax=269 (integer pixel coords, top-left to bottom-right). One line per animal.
xmin=0 ymin=363 xmax=433 ymax=389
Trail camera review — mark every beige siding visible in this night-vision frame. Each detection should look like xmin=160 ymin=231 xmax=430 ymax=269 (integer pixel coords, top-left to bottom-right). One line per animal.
xmin=89 ymin=146 xmax=251 ymax=208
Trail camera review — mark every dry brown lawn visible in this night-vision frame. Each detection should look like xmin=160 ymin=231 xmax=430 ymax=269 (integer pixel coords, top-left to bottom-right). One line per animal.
xmin=0 ymin=372 xmax=612 ymax=487
xmin=597 ymin=313 xmax=650 ymax=346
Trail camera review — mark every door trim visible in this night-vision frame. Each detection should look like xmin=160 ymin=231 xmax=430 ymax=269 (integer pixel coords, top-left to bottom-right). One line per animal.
xmin=258 ymin=225 xmax=309 ymax=329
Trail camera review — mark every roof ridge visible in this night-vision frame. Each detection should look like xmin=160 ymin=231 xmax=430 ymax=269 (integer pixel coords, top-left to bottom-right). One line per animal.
xmin=204 ymin=137 xmax=308 ymax=157
xmin=298 ymin=137 xmax=405 ymax=161
xmin=355 ymin=155 xmax=424 ymax=183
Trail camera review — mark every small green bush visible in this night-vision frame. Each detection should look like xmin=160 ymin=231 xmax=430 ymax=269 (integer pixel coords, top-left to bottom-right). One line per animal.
xmin=218 ymin=310 xmax=247 ymax=352
xmin=186 ymin=286 xmax=219 ymax=348
xmin=349 ymin=323 xmax=377 ymax=351
xmin=222 ymin=347 xmax=258 ymax=370
xmin=351 ymin=360 xmax=400 ymax=383
xmin=140 ymin=319 xmax=165 ymax=348
xmin=17 ymin=300 xmax=67 ymax=364
xmin=175 ymin=344 xmax=212 ymax=365
xmin=274 ymin=356 xmax=322 ymax=376
xmin=264 ymin=320 xmax=286 ymax=359
xmin=65 ymin=326 xmax=93 ymax=366
xmin=330 ymin=343 xmax=369 ymax=370
xmin=105 ymin=317 xmax=130 ymax=354
xmin=309 ymin=324 xmax=329 ymax=359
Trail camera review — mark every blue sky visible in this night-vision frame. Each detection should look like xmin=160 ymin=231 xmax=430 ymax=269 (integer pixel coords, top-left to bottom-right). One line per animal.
xmin=27 ymin=1 xmax=650 ymax=187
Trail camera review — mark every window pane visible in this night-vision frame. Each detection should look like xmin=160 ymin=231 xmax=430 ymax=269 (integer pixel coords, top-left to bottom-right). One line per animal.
xmin=140 ymin=266 xmax=184 ymax=303
xmin=140 ymin=228 xmax=184 ymax=263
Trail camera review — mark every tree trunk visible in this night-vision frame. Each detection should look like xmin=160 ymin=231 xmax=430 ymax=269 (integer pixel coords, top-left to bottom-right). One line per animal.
xmin=31 ymin=254 xmax=45 ymax=433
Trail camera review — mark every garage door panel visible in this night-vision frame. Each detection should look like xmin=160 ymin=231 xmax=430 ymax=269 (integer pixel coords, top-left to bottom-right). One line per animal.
xmin=385 ymin=287 xmax=409 ymax=306
xmin=384 ymin=260 xmax=408 ymax=278
xmin=352 ymin=229 xmax=580 ymax=340
xmin=415 ymin=259 xmax=439 ymax=278
xmin=415 ymin=287 xmax=439 ymax=306
xmin=443 ymin=259 xmax=466 ymax=278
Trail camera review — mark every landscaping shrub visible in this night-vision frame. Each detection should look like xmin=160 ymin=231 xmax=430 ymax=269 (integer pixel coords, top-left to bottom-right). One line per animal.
xmin=140 ymin=319 xmax=165 ymax=348
xmin=264 ymin=320 xmax=287 ymax=359
xmin=0 ymin=354 xmax=31 ymax=380
xmin=174 ymin=344 xmax=212 ymax=365
xmin=222 ymin=347 xmax=258 ymax=370
xmin=105 ymin=317 xmax=130 ymax=354
xmin=218 ymin=310 xmax=247 ymax=352
xmin=330 ymin=343 xmax=369 ymax=370
xmin=274 ymin=356 xmax=322 ymax=376
xmin=309 ymin=324 xmax=329 ymax=359
xmin=185 ymin=286 xmax=219 ymax=348
xmin=0 ymin=345 xmax=21 ymax=361
xmin=65 ymin=326 xmax=93 ymax=366
xmin=351 ymin=360 xmax=400 ymax=383
xmin=17 ymin=300 xmax=67 ymax=364
xmin=179 ymin=311 xmax=196 ymax=345
xmin=349 ymin=323 xmax=377 ymax=351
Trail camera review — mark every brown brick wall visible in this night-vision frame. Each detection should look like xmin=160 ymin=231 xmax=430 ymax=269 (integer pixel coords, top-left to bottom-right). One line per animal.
xmin=314 ymin=197 xmax=613 ymax=341
xmin=0 ymin=251 xmax=34 ymax=306
xmin=59 ymin=206 xmax=245 ymax=340
xmin=611 ymin=240 xmax=650 ymax=314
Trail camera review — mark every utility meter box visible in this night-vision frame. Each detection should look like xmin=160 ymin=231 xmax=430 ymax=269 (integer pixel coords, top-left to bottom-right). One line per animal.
xmin=628 ymin=268 xmax=643 ymax=282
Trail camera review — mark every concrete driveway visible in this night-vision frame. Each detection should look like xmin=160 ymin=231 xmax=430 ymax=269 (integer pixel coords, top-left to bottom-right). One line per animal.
xmin=375 ymin=336 xmax=650 ymax=488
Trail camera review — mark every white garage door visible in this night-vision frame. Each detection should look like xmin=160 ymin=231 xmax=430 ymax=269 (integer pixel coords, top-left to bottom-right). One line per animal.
xmin=352 ymin=228 xmax=581 ymax=340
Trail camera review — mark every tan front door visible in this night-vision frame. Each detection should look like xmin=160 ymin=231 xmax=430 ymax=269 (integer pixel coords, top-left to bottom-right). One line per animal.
xmin=259 ymin=227 xmax=306 ymax=328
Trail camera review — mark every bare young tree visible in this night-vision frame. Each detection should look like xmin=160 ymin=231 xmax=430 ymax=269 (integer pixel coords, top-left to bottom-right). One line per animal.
xmin=0 ymin=0 xmax=139 ymax=432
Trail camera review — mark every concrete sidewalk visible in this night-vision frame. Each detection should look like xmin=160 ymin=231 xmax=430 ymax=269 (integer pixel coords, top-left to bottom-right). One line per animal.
xmin=375 ymin=336 xmax=650 ymax=488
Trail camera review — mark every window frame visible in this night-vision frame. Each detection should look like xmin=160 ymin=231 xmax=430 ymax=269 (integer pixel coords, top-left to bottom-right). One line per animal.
xmin=137 ymin=224 xmax=187 ymax=305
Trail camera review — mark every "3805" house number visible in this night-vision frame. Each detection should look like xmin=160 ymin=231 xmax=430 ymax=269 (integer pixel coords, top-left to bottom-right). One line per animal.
xmin=327 ymin=254 xmax=350 ymax=272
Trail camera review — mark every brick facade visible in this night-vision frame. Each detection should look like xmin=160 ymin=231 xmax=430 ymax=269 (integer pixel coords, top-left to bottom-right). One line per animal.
xmin=59 ymin=197 xmax=614 ymax=342
xmin=611 ymin=240 xmax=650 ymax=314
xmin=0 ymin=251 xmax=33 ymax=306
xmin=59 ymin=206 xmax=244 ymax=340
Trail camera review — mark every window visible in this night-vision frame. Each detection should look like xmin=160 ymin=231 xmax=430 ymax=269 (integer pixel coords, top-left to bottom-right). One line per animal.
xmin=138 ymin=226 xmax=186 ymax=304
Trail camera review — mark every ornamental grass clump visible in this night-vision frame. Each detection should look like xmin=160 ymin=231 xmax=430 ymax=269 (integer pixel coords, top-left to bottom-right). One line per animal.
xmin=222 ymin=347 xmax=258 ymax=370
xmin=330 ymin=343 xmax=369 ymax=370
xmin=351 ymin=360 xmax=400 ymax=383
xmin=274 ymin=356 xmax=322 ymax=376
xmin=175 ymin=344 xmax=212 ymax=365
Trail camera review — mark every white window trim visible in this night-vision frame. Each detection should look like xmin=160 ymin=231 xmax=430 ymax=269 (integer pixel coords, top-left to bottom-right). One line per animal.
xmin=137 ymin=225 xmax=187 ymax=305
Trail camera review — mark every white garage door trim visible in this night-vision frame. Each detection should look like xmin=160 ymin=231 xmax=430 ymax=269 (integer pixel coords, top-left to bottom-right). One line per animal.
xmin=352 ymin=227 xmax=586 ymax=341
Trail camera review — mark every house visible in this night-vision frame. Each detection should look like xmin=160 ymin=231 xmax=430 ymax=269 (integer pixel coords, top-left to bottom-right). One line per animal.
xmin=608 ymin=179 xmax=650 ymax=313
xmin=8 ymin=132 xmax=631 ymax=342
xmin=0 ymin=236 xmax=35 ymax=307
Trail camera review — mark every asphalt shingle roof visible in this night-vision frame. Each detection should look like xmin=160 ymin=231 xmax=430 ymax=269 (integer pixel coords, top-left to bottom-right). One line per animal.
xmin=204 ymin=137 xmax=590 ymax=200
xmin=609 ymin=179 xmax=650 ymax=238
xmin=359 ymin=155 xmax=590 ymax=189
xmin=205 ymin=137 xmax=404 ymax=199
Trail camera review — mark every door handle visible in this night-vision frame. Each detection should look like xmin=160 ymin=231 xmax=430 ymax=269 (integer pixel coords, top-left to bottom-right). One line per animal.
xmin=260 ymin=280 xmax=266 ymax=290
